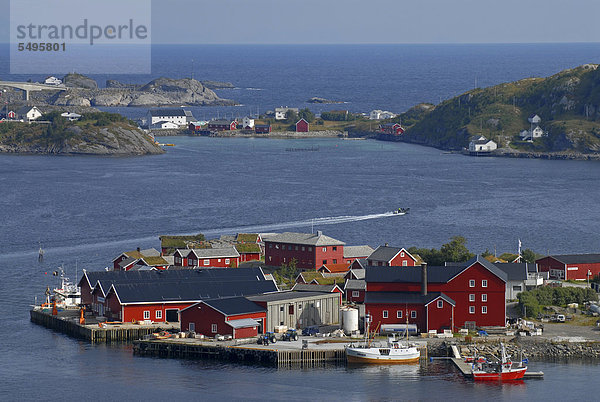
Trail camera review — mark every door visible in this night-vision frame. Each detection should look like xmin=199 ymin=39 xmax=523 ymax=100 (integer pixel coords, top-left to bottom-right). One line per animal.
xmin=165 ymin=309 xmax=179 ymax=322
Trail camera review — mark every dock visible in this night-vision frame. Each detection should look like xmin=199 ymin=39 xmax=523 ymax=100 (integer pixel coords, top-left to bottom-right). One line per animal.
xmin=450 ymin=358 xmax=544 ymax=379
xmin=30 ymin=308 xmax=178 ymax=343
xmin=133 ymin=338 xmax=347 ymax=367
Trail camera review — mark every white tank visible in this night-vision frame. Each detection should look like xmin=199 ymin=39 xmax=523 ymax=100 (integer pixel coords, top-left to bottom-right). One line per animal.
xmin=341 ymin=307 xmax=359 ymax=334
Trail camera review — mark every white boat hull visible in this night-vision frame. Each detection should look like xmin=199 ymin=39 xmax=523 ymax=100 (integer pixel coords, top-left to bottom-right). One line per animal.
xmin=346 ymin=346 xmax=420 ymax=364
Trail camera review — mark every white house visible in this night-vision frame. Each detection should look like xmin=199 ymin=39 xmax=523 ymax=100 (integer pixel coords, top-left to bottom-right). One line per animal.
xmin=44 ymin=76 xmax=62 ymax=86
xmin=275 ymin=107 xmax=299 ymax=120
xmin=61 ymin=112 xmax=82 ymax=121
xmin=147 ymin=109 xmax=188 ymax=128
xmin=17 ymin=106 xmax=43 ymax=121
xmin=528 ymin=114 xmax=541 ymax=124
xmin=469 ymin=136 xmax=497 ymax=152
xmin=369 ymin=110 xmax=396 ymax=120
xmin=520 ymin=125 xmax=545 ymax=141
xmin=243 ymin=116 xmax=255 ymax=129
xmin=152 ymin=120 xmax=180 ymax=129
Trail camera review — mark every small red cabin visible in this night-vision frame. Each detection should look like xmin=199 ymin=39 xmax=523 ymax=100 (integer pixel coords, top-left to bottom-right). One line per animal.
xmin=255 ymin=124 xmax=271 ymax=134
xmin=295 ymin=118 xmax=309 ymax=133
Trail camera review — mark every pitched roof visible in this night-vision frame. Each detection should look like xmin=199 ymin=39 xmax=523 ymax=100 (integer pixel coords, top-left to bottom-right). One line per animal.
xmin=248 ymin=291 xmax=339 ymax=303
xmin=226 ymin=318 xmax=261 ymax=329
xmin=543 ymin=254 xmax=600 ymax=265
xmin=234 ymin=243 xmax=261 ymax=253
xmin=110 ymin=279 xmax=277 ymax=304
xmin=264 ymin=232 xmax=345 ymax=246
xmin=139 ymin=256 xmax=169 ymax=266
xmin=200 ymin=296 xmax=266 ymax=316
xmin=493 ymin=263 xmax=528 ymax=281
xmin=209 ymin=120 xmax=236 ymax=125
xmin=344 ymin=279 xmax=366 ymax=291
xmin=366 ymin=255 xmax=507 ymax=283
xmin=236 ymin=233 xmax=260 ymax=243
xmin=291 ymin=283 xmax=341 ymax=293
xmin=318 ymin=263 xmax=351 ymax=273
xmin=345 ymin=269 xmax=365 ymax=280
xmin=118 ymin=257 xmax=137 ymax=268
xmin=364 ymin=291 xmax=455 ymax=306
xmin=149 ymin=108 xmax=187 ymax=117
xmin=343 ymin=245 xmax=374 ymax=259
xmin=367 ymin=246 xmax=414 ymax=263
xmin=188 ymin=247 xmax=240 ymax=259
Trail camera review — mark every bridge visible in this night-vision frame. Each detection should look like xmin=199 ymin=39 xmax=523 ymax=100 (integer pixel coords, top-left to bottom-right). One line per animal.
xmin=0 ymin=81 xmax=68 ymax=101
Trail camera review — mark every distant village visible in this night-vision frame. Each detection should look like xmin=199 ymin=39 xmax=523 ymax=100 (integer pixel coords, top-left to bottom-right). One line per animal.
xmin=62 ymin=229 xmax=600 ymax=341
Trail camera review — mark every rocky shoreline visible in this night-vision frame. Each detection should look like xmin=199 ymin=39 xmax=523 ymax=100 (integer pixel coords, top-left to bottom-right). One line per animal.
xmin=427 ymin=337 xmax=600 ymax=359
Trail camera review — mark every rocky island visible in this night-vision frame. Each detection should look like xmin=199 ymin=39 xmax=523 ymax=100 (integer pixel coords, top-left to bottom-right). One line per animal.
xmin=0 ymin=111 xmax=163 ymax=156
xmin=6 ymin=73 xmax=237 ymax=108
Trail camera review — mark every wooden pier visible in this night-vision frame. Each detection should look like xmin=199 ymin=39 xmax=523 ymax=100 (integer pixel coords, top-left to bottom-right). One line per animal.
xmin=450 ymin=358 xmax=544 ymax=379
xmin=30 ymin=309 xmax=178 ymax=343
xmin=133 ymin=339 xmax=347 ymax=367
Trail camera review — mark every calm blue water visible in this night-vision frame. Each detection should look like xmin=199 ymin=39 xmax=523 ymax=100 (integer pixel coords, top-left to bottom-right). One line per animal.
xmin=2 ymin=44 xmax=600 ymax=399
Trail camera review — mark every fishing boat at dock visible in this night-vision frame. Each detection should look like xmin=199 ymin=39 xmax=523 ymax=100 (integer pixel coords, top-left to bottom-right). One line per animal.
xmin=471 ymin=343 xmax=527 ymax=381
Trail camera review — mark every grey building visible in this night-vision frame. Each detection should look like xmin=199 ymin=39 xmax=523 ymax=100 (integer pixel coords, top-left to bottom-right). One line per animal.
xmin=248 ymin=291 xmax=340 ymax=332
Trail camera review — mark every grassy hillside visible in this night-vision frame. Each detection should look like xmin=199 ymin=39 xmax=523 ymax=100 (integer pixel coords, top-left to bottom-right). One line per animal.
xmin=398 ymin=64 xmax=600 ymax=153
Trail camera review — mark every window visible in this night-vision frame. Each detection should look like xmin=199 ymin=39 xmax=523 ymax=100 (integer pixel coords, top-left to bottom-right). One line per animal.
xmin=155 ymin=310 xmax=162 ymax=319
xmin=396 ymin=310 xmax=403 ymax=318
xmin=225 ymin=259 xmax=230 ymax=264
xmin=269 ymin=244 xmax=272 ymax=249
xmin=280 ymin=306 xmax=284 ymax=312
xmin=322 ymin=247 xmax=327 ymax=252
xmin=469 ymin=306 xmax=475 ymax=314
xmin=188 ymin=259 xmax=195 ymax=266
xmin=316 ymin=301 xmax=320 ymax=308
xmin=189 ymin=322 xmax=195 ymax=332
xmin=275 ymin=244 xmax=279 ymax=249
xmin=301 ymin=246 xmax=305 ymax=251
xmin=323 ymin=260 xmax=327 ymax=265
xmin=288 ymin=245 xmax=293 ymax=250
xmin=469 ymin=294 xmax=475 ymax=302
xmin=333 ymin=259 xmax=337 ymax=264
xmin=482 ymin=280 xmax=488 ymax=288
xmin=352 ymin=291 xmax=359 ymax=298
xmin=469 ymin=280 xmax=475 ymax=287
xmin=333 ymin=246 xmax=337 ymax=251
xmin=401 ymin=252 xmax=405 ymax=257
xmin=289 ymin=305 xmax=294 ymax=315
xmin=482 ymin=306 xmax=488 ymax=314
xmin=411 ymin=311 xmax=417 ymax=318
xmin=211 ymin=324 xmax=217 ymax=333
xmin=143 ymin=311 xmax=150 ymax=320
xmin=268 ymin=256 xmax=272 ymax=262
xmin=295 ymin=246 xmax=298 ymax=251
xmin=383 ymin=310 xmax=388 ymax=318
xmin=308 ymin=247 xmax=312 ymax=251
xmin=402 ymin=260 xmax=407 ymax=266
xmin=482 ymin=294 xmax=487 ymax=302
xmin=513 ymin=285 xmax=522 ymax=292
xmin=437 ymin=300 xmax=443 ymax=308
xmin=204 ymin=259 xmax=209 ymax=266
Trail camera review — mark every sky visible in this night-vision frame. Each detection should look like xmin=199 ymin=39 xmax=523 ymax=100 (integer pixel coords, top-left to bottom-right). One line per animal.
xmin=0 ymin=0 xmax=599 ymax=44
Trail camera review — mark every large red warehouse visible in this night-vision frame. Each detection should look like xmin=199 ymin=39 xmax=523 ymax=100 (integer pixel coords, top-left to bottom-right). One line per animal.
xmin=365 ymin=256 xmax=507 ymax=331
xmin=264 ymin=231 xmax=345 ymax=270
xmin=536 ymin=254 xmax=600 ymax=281
xmin=180 ymin=297 xmax=267 ymax=339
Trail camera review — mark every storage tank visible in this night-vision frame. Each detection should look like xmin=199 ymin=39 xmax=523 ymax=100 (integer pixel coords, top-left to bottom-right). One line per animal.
xmin=341 ymin=307 xmax=359 ymax=334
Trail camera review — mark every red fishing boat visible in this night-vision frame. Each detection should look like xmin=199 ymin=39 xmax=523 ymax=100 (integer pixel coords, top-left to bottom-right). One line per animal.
xmin=471 ymin=343 xmax=527 ymax=381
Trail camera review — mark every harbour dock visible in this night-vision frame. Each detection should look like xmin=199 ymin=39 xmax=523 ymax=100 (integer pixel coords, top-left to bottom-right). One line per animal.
xmin=30 ymin=308 xmax=178 ymax=343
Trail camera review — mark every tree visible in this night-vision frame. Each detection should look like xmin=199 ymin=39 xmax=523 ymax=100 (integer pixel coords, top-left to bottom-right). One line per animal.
xmin=273 ymin=258 xmax=299 ymax=288
xmin=298 ymin=108 xmax=315 ymax=123
xmin=522 ymin=248 xmax=543 ymax=263
xmin=285 ymin=110 xmax=298 ymax=123
xmin=440 ymin=236 xmax=474 ymax=263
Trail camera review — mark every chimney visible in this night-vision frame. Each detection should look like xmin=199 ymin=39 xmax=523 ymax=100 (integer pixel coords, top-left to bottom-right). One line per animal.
xmin=421 ymin=262 xmax=428 ymax=296
xmin=137 ymin=247 xmax=141 ymax=253
xmin=385 ymin=243 xmax=389 ymax=247
xmin=317 ymin=230 xmax=323 ymax=237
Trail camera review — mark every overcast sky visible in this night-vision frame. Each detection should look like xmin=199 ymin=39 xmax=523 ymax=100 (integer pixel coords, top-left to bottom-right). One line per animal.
xmin=1 ymin=0 xmax=599 ymax=44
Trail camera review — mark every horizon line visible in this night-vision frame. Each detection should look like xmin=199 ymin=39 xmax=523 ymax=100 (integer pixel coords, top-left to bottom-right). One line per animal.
xmin=0 ymin=41 xmax=599 ymax=46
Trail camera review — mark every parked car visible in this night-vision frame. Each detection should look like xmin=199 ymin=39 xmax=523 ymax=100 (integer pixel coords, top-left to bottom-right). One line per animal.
xmin=302 ymin=326 xmax=319 ymax=336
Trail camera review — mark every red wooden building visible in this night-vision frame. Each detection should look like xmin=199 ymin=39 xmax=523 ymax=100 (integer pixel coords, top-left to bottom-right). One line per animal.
xmin=180 ymin=297 xmax=267 ymax=338
xmin=264 ymin=231 xmax=345 ymax=270
xmin=208 ymin=120 xmax=237 ymax=131
xmin=379 ymin=123 xmax=404 ymax=135
xmin=366 ymin=246 xmax=418 ymax=267
xmin=173 ymin=247 xmax=240 ymax=268
xmin=235 ymin=243 xmax=262 ymax=263
xmin=365 ymin=256 xmax=507 ymax=332
xmin=254 ymin=124 xmax=271 ymax=134
xmin=536 ymin=254 xmax=600 ymax=280
xmin=295 ymin=118 xmax=309 ymax=132
xmin=344 ymin=279 xmax=366 ymax=303
xmin=112 ymin=248 xmax=162 ymax=271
